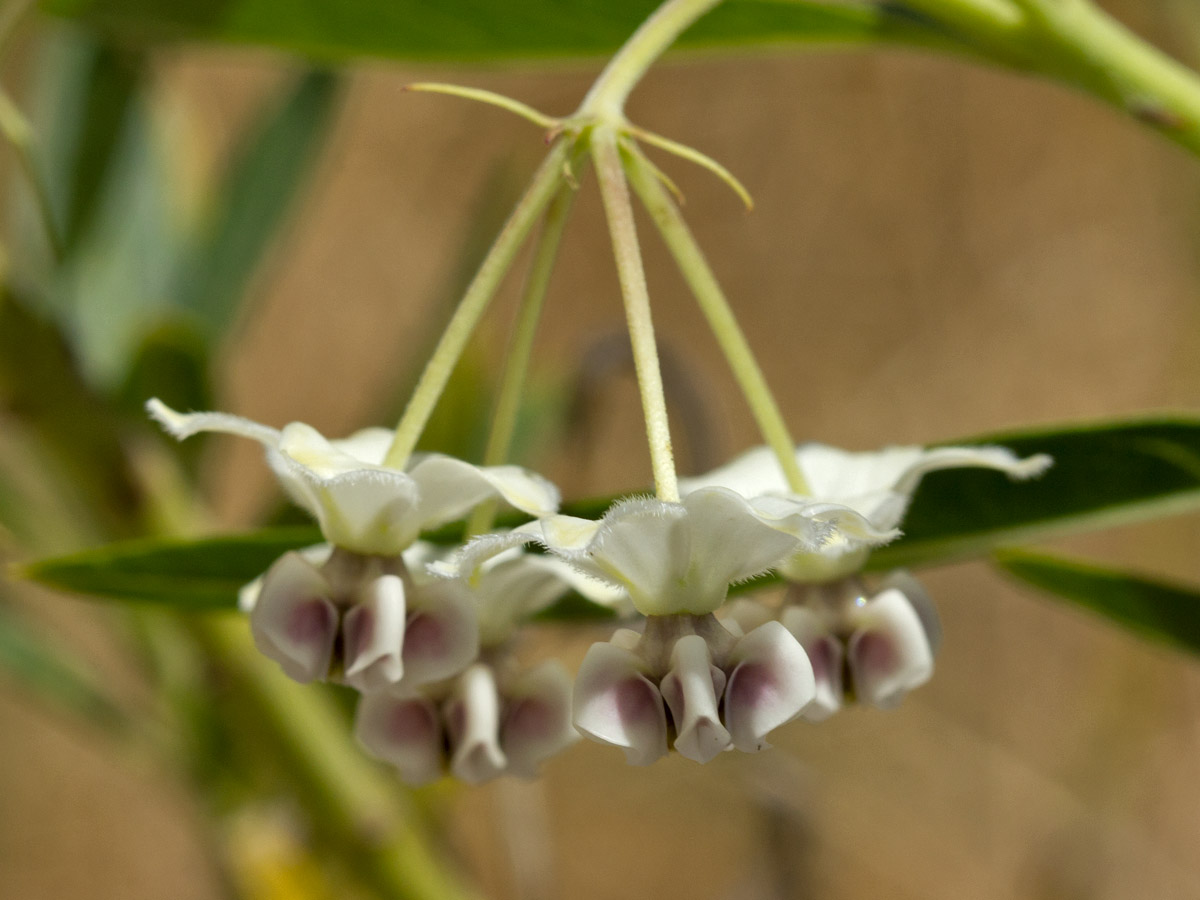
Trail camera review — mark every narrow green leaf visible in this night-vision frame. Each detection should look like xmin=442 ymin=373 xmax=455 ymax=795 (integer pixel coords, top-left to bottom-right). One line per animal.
xmin=19 ymin=527 xmax=321 ymax=609
xmin=39 ymin=0 xmax=967 ymax=64
xmin=0 ymin=602 xmax=128 ymax=729
xmin=175 ymin=69 xmax=341 ymax=341
xmin=24 ymin=417 xmax=1200 ymax=611
xmin=870 ymin=417 xmax=1200 ymax=570
xmin=994 ymin=549 xmax=1200 ymax=656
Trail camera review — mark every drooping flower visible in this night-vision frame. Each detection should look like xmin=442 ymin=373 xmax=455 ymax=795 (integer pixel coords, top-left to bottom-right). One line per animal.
xmin=571 ymin=613 xmax=815 ymax=765
xmin=356 ymin=658 xmax=575 ymax=785
xmin=681 ymin=442 xmax=1052 ymax=580
xmin=354 ymin=546 xmax=606 ymax=784
xmin=147 ymin=399 xmax=560 ymax=556
xmin=443 ymin=487 xmax=834 ymax=763
xmin=150 ymin=399 xmax=561 ymax=691
xmin=727 ymin=570 xmax=940 ymax=720
xmin=239 ymin=545 xmax=479 ymax=693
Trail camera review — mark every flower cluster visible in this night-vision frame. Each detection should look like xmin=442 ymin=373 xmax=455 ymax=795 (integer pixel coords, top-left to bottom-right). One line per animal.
xmin=150 ymin=399 xmax=1049 ymax=783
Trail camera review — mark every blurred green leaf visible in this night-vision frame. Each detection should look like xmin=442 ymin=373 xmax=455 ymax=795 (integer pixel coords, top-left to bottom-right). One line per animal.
xmin=995 ymin=549 xmax=1200 ymax=656
xmin=0 ymin=601 xmax=128 ymax=729
xmin=26 ymin=417 xmax=1200 ymax=611
xmin=0 ymin=291 xmax=139 ymax=537
xmin=20 ymin=527 xmax=320 ymax=608
xmin=39 ymin=1 xmax=963 ymax=64
xmin=175 ymin=69 xmax=341 ymax=341
xmin=870 ymin=417 xmax=1200 ymax=570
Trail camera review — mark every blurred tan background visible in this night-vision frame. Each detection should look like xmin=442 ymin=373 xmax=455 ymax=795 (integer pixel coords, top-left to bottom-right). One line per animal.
xmin=4 ymin=2 xmax=1200 ymax=897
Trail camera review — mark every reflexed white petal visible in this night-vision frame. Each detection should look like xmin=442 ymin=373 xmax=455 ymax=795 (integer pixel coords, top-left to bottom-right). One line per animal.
xmin=270 ymin=424 xmax=422 ymax=555
xmin=502 ymin=662 xmax=576 ymax=778
xmin=146 ymin=398 xmax=280 ymax=446
xmin=846 ymin=587 xmax=935 ymax=709
xmin=249 ymin=552 xmax=338 ymax=683
xmin=678 ymin=445 xmax=788 ymax=498
xmin=724 ymin=621 xmax=815 ymax=750
xmin=409 ymin=455 xmax=560 ymax=530
xmin=679 ymin=489 xmax=805 ymax=612
xmin=796 ymin=443 xmax=1052 ymax=531
xmin=330 ymin=427 xmax=395 ymax=465
xmin=431 ymin=524 xmax=545 ymax=580
xmin=573 ymin=641 xmax=667 ymax=766
xmin=469 ymin=553 xmax=579 ymax=646
xmin=659 ymin=635 xmax=730 ymax=764
xmin=444 ymin=664 xmax=507 ymax=784
xmin=587 ymin=499 xmax=689 ymax=613
xmin=354 ymin=693 xmax=444 ymax=786
xmin=342 ymin=573 xmax=407 ymax=693
xmin=400 ymin=582 xmax=480 ymax=687
xmin=780 ymin=606 xmax=843 ymax=721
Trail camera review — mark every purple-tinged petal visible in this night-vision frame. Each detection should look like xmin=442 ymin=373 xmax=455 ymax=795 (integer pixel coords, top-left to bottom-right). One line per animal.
xmin=400 ymin=582 xmax=479 ymax=687
xmin=724 ymin=621 xmax=815 ymax=750
xmin=354 ymin=692 xmax=443 ymax=786
xmin=781 ymin=606 xmax=843 ymax=722
xmin=444 ymin=664 xmax=507 ymax=784
xmin=659 ymin=635 xmax=730 ymax=764
xmin=573 ymin=641 xmax=667 ymax=766
xmin=502 ymin=662 xmax=576 ymax=778
xmin=250 ymin=552 xmax=338 ymax=684
xmin=846 ymin=587 xmax=934 ymax=709
xmin=342 ymin=573 xmax=407 ymax=693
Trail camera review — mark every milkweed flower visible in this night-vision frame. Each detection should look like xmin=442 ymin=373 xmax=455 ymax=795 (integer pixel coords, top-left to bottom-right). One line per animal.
xmin=238 ymin=544 xmax=478 ymax=693
xmin=681 ymin=442 xmax=1052 ymax=581
xmin=146 ymin=399 xmax=559 ymax=556
xmin=727 ymin=570 xmax=941 ymax=720
xmin=689 ymin=440 xmax=1051 ymax=714
xmin=148 ymin=399 xmax=561 ymax=691
xmin=446 ymin=486 xmax=839 ymax=763
xmin=354 ymin=546 xmax=610 ymax=784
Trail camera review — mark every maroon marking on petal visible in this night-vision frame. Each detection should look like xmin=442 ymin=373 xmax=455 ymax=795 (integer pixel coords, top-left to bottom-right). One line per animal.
xmin=345 ymin=608 xmax=376 ymax=658
xmin=616 ymin=677 xmax=660 ymax=726
xmin=853 ymin=631 xmax=896 ymax=678
xmin=807 ymin=638 xmax=838 ymax=686
xmin=505 ymin=696 xmax=553 ymax=741
xmin=404 ymin=612 xmax=446 ymax=660
xmin=387 ymin=701 xmax=437 ymax=743
xmin=727 ymin=663 xmax=779 ymax=711
xmin=288 ymin=600 xmax=337 ymax=645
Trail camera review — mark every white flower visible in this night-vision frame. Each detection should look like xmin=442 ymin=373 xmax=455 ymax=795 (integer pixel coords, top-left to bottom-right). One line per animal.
xmin=240 ymin=544 xmax=478 ymax=693
xmin=682 ymin=442 xmax=1052 ymax=580
xmin=147 ymin=399 xmax=560 ymax=556
xmin=355 ymin=659 xmax=575 ymax=785
xmin=449 ymin=487 xmax=830 ymax=617
xmin=572 ymin=614 xmax=815 ymax=765
xmin=729 ymin=570 xmax=941 ymax=719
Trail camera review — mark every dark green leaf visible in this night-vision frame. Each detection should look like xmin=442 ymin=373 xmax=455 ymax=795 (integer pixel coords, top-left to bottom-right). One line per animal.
xmin=870 ymin=417 xmax=1200 ymax=570
xmin=0 ymin=602 xmax=128 ymax=729
xmin=19 ymin=527 xmax=321 ymax=608
xmin=40 ymin=0 xmax=967 ymax=64
xmin=25 ymin=417 xmax=1200 ymax=611
xmin=994 ymin=549 xmax=1200 ymax=656
xmin=175 ymin=69 xmax=341 ymax=341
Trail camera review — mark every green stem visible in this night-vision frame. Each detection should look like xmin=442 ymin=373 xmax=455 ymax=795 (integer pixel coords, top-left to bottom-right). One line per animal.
xmin=0 ymin=91 xmax=63 ymax=262
xmin=623 ymin=144 xmax=810 ymax=495
xmin=592 ymin=126 xmax=679 ymax=502
xmin=466 ymin=184 xmax=577 ymax=538
xmin=194 ymin=617 xmax=474 ymax=900
xmin=384 ymin=140 xmax=571 ymax=469
xmin=901 ymin=0 xmax=1200 ymax=156
xmin=577 ymin=0 xmax=724 ymax=119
